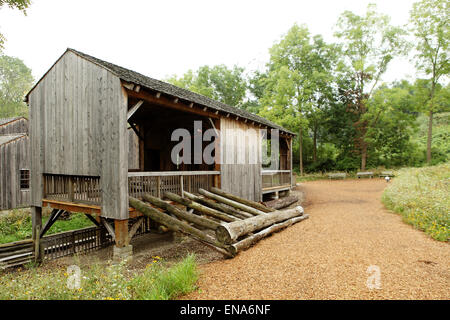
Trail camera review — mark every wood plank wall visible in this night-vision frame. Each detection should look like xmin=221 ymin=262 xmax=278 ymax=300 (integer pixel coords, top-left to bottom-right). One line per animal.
xmin=0 ymin=118 xmax=28 ymax=135
xmin=28 ymin=51 xmax=128 ymax=219
xmin=220 ymin=118 xmax=262 ymax=201
xmin=0 ymin=136 xmax=30 ymax=209
xmin=128 ymin=128 xmax=139 ymax=170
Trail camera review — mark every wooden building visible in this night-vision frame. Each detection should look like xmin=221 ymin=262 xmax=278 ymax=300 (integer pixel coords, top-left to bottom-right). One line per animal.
xmin=0 ymin=117 xmax=30 ymax=210
xmin=25 ymin=49 xmax=295 ymax=258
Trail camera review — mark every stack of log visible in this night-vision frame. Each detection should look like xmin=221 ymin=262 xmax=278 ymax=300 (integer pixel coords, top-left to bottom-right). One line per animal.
xmin=129 ymin=187 xmax=308 ymax=257
xmin=0 ymin=239 xmax=34 ymax=269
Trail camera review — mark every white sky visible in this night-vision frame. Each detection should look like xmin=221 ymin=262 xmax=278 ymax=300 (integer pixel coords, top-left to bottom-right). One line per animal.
xmin=0 ymin=0 xmax=418 ymax=84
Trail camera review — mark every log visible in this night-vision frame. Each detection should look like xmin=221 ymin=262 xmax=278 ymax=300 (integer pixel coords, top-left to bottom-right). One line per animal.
xmin=198 ymin=188 xmax=266 ymax=216
xmin=143 ymin=194 xmax=221 ymax=230
xmin=216 ymin=206 xmax=304 ymax=244
xmin=264 ymin=195 xmax=299 ymax=210
xmin=129 ymin=197 xmax=232 ymax=256
xmin=183 ymin=191 xmax=252 ymax=220
xmin=230 ymin=214 xmax=309 ymax=255
xmin=164 ymin=192 xmax=239 ymax=222
xmin=210 ymin=187 xmax=275 ymax=213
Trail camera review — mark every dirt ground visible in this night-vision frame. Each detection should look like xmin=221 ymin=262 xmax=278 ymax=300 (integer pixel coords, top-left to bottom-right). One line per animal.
xmin=41 ymin=179 xmax=449 ymax=299
xmin=183 ymin=179 xmax=449 ymax=300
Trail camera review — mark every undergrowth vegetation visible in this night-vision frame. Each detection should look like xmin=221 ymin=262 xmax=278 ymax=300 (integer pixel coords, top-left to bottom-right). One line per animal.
xmin=0 ymin=254 xmax=198 ymax=300
xmin=0 ymin=209 xmax=93 ymax=244
xmin=382 ymin=162 xmax=450 ymax=241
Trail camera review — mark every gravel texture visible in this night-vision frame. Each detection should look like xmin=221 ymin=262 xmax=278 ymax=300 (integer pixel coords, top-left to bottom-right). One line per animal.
xmin=185 ymin=179 xmax=449 ymax=300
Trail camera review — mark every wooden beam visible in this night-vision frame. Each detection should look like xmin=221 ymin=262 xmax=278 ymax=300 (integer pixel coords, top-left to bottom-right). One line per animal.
xmin=40 ymin=209 xmax=64 ymax=238
xmin=101 ymin=218 xmax=116 ymax=242
xmin=129 ymin=217 xmax=144 ymax=240
xmin=127 ymin=100 xmax=144 ymax=120
xmin=126 ymin=89 xmax=220 ymax=119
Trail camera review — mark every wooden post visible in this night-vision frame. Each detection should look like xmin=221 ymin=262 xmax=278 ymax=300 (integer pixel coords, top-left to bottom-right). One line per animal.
xmin=114 ymin=219 xmax=129 ymax=247
xmin=180 ymin=175 xmax=184 ymax=197
xmin=214 ymin=118 xmax=221 ymax=188
xmin=32 ymin=206 xmax=43 ymax=263
xmin=157 ymin=176 xmax=161 ymax=198
xmin=68 ymin=176 xmax=74 ymax=202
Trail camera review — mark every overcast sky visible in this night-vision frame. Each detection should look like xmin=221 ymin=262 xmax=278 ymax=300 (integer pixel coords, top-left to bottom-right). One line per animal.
xmin=0 ymin=0 xmax=418 ymax=84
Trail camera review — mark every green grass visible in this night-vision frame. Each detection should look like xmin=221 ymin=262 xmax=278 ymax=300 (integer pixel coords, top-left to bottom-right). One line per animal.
xmin=382 ymin=162 xmax=450 ymax=241
xmin=0 ymin=209 xmax=94 ymax=244
xmin=0 ymin=254 xmax=199 ymax=300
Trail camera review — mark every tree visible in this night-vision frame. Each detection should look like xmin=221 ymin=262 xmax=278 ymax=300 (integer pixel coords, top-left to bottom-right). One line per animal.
xmin=0 ymin=0 xmax=31 ymax=50
xmin=410 ymin=0 xmax=449 ymax=164
xmin=334 ymin=3 xmax=408 ymax=170
xmin=0 ymin=54 xmax=33 ymax=118
xmin=259 ymin=24 xmax=337 ymax=174
xmin=166 ymin=64 xmax=248 ymax=109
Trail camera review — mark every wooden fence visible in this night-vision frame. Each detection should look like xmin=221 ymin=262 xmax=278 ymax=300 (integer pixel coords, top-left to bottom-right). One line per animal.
xmin=43 ymin=174 xmax=101 ymax=205
xmin=0 ymin=217 xmax=151 ymax=268
xmin=261 ymin=170 xmax=291 ymax=190
xmin=128 ymin=171 xmax=219 ymax=199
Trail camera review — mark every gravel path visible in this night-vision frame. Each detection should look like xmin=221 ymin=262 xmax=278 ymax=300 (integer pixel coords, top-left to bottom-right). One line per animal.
xmin=185 ymin=179 xmax=449 ymax=300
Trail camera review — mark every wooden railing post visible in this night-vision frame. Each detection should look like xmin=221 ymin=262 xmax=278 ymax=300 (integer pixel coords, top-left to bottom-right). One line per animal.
xmin=68 ymin=176 xmax=74 ymax=202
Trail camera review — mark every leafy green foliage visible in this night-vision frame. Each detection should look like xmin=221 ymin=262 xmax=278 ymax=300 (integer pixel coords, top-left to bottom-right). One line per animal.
xmin=382 ymin=162 xmax=450 ymax=241
xmin=0 ymin=209 xmax=93 ymax=244
xmin=0 ymin=0 xmax=31 ymax=50
xmin=409 ymin=0 xmax=449 ymax=163
xmin=334 ymin=3 xmax=409 ymax=170
xmin=166 ymin=64 xmax=248 ymax=109
xmin=0 ymin=54 xmax=34 ymax=118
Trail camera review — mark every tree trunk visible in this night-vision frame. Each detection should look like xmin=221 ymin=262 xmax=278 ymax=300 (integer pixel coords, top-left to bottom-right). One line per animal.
xmin=361 ymin=143 xmax=367 ymax=171
xmin=313 ymin=124 xmax=317 ymax=163
xmin=129 ymin=197 xmax=232 ymax=255
xmin=299 ymin=126 xmax=304 ymax=175
xmin=427 ymin=110 xmax=433 ymax=164
xmin=209 ymin=187 xmax=274 ymax=213
xmin=263 ymin=195 xmax=299 ymax=210
xmin=183 ymin=191 xmax=252 ymax=219
xmin=216 ymin=206 xmax=304 ymax=244
xmin=230 ymin=214 xmax=309 ymax=255
xmin=164 ymin=192 xmax=239 ymax=222
xmin=198 ymin=188 xmax=265 ymax=216
xmin=142 ymin=194 xmax=221 ymax=230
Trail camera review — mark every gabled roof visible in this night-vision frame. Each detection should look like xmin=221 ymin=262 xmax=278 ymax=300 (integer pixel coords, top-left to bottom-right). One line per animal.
xmin=27 ymin=48 xmax=295 ymax=135
xmin=0 ymin=134 xmax=27 ymax=146
xmin=0 ymin=117 xmax=27 ymax=127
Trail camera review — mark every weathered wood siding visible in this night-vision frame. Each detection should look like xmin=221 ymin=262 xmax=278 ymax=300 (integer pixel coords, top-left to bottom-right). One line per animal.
xmin=0 ymin=118 xmax=28 ymax=135
xmin=28 ymin=51 xmax=129 ymax=219
xmin=220 ymin=118 xmax=261 ymax=201
xmin=128 ymin=128 xmax=139 ymax=170
xmin=0 ymin=136 xmax=30 ymax=209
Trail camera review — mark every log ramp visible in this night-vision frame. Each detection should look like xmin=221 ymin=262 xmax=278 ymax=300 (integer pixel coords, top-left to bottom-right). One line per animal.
xmin=129 ymin=188 xmax=309 ymax=258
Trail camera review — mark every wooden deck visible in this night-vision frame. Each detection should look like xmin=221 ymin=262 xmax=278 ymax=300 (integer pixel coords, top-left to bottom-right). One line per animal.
xmin=42 ymin=199 xmax=141 ymax=218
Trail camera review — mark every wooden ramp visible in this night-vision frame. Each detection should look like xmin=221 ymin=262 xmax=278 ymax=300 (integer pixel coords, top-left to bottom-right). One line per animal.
xmin=129 ymin=187 xmax=309 ymax=257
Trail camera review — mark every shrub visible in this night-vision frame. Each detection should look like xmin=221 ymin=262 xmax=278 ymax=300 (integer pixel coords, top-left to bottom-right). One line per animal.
xmin=382 ymin=162 xmax=450 ymax=241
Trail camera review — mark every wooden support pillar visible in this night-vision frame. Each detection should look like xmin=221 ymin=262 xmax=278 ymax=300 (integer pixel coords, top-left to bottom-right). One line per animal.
xmin=138 ymin=125 xmax=145 ymax=171
xmin=114 ymin=219 xmax=129 ymax=247
xmin=31 ymin=206 xmax=43 ymax=263
xmin=113 ymin=219 xmax=132 ymax=263
xmin=214 ymin=118 xmax=221 ymax=188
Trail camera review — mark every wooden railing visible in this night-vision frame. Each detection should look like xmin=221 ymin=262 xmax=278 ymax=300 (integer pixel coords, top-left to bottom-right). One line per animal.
xmin=261 ymin=170 xmax=291 ymax=190
xmin=43 ymin=174 xmax=101 ymax=205
xmin=128 ymin=171 xmax=220 ymax=199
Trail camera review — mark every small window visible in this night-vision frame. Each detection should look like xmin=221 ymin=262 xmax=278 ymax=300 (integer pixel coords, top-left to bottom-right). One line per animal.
xmin=20 ymin=169 xmax=30 ymax=190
